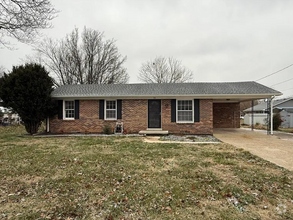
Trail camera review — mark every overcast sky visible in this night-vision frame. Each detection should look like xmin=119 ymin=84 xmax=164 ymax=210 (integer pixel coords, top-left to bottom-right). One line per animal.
xmin=1 ymin=0 xmax=293 ymax=98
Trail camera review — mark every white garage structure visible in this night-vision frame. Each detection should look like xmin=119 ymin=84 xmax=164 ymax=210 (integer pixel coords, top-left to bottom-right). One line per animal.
xmin=243 ymin=98 xmax=293 ymax=128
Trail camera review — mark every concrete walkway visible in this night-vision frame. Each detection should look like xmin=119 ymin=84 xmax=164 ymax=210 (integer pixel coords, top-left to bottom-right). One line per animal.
xmin=214 ymin=128 xmax=293 ymax=171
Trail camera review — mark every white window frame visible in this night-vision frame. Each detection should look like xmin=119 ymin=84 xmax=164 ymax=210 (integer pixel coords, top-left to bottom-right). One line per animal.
xmin=105 ymin=100 xmax=117 ymax=120
xmin=176 ymin=99 xmax=194 ymax=123
xmin=63 ymin=100 xmax=75 ymax=120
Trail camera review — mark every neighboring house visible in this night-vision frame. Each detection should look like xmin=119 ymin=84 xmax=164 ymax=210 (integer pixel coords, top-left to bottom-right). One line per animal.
xmin=0 ymin=107 xmax=21 ymax=125
xmin=243 ymin=98 xmax=293 ymax=128
xmin=48 ymin=82 xmax=281 ymax=135
xmin=280 ymin=108 xmax=293 ymax=128
xmin=2 ymin=113 xmax=21 ymax=125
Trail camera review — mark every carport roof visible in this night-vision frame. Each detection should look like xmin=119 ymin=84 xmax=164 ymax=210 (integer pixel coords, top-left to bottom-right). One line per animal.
xmin=51 ymin=81 xmax=282 ymax=102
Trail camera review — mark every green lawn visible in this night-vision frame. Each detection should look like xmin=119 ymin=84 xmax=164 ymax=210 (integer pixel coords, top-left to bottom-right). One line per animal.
xmin=0 ymin=126 xmax=293 ymax=219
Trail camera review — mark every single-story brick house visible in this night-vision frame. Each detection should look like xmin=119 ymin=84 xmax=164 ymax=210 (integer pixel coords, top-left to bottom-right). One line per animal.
xmin=48 ymin=82 xmax=281 ymax=135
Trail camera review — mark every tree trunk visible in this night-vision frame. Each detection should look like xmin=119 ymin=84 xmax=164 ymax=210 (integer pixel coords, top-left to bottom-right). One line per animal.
xmin=24 ymin=121 xmax=41 ymax=135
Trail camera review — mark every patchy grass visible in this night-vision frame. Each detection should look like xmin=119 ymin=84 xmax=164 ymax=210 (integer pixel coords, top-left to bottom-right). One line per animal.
xmin=278 ymin=128 xmax=293 ymax=133
xmin=0 ymin=126 xmax=293 ymax=219
xmin=241 ymin=124 xmax=293 ymax=134
xmin=241 ymin=123 xmax=268 ymax=131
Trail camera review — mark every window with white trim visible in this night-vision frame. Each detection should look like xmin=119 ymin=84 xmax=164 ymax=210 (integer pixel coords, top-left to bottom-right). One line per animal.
xmin=64 ymin=100 xmax=75 ymax=119
xmin=105 ymin=100 xmax=117 ymax=120
xmin=177 ymin=100 xmax=193 ymax=123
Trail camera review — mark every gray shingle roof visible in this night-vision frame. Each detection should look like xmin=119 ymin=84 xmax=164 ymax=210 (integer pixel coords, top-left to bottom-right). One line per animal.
xmin=51 ymin=81 xmax=282 ymax=98
xmin=244 ymin=98 xmax=293 ymax=112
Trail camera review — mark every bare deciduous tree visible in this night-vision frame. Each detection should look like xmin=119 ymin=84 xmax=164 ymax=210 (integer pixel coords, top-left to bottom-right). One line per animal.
xmin=0 ymin=66 xmax=5 ymax=77
xmin=240 ymin=100 xmax=259 ymax=113
xmin=35 ymin=27 xmax=129 ymax=86
xmin=0 ymin=0 xmax=57 ymax=47
xmin=138 ymin=57 xmax=193 ymax=83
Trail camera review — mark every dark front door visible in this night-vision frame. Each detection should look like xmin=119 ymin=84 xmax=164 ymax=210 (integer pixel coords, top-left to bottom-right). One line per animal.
xmin=148 ymin=100 xmax=161 ymax=128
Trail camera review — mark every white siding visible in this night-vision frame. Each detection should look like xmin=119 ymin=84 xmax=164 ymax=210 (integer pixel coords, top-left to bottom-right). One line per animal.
xmin=244 ymin=113 xmax=267 ymax=125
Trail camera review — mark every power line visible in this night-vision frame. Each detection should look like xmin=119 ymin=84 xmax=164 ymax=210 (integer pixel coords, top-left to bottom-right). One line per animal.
xmin=282 ymin=87 xmax=293 ymax=92
xmin=256 ymin=63 xmax=293 ymax=82
xmin=270 ymin=77 xmax=293 ymax=87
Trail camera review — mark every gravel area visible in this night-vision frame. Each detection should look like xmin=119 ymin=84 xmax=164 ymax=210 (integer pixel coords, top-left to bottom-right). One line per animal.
xmin=159 ymin=135 xmax=220 ymax=143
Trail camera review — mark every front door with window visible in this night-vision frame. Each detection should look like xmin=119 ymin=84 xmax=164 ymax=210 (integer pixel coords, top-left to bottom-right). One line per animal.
xmin=148 ymin=100 xmax=161 ymax=128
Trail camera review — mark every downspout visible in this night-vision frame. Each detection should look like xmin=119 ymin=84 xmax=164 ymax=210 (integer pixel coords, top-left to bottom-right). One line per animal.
xmin=270 ymin=96 xmax=275 ymax=135
xmin=251 ymin=100 xmax=254 ymax=131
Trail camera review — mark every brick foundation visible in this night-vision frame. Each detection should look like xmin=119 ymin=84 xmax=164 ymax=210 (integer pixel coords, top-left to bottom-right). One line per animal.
xmin=213 ymin=103 xmax=240 ymax=128
xmin=50 ymin=99 xmax=214 ymax=135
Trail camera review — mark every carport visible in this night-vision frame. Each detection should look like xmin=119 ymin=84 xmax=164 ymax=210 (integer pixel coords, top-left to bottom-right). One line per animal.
xmin=212 ymin=82 xmax=282 ymax=135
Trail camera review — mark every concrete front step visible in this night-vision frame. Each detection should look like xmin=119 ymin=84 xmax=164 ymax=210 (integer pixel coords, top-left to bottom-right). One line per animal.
xmin=139 ymin=130 xmax=169 ymax=135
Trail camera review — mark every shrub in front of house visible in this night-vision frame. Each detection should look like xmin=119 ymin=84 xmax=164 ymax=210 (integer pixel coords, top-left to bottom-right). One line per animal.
xmin=273 ymin=113 xmax=282 ymax=130
xmin=102 ymin=124 xmax=113 ymax=134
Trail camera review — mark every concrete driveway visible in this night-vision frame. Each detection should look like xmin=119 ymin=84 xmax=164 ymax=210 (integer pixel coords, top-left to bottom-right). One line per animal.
xmin=213 ymin=128 xmax=293 ymax=171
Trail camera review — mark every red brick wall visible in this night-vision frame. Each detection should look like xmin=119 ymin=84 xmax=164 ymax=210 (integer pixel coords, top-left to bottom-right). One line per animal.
xmin=50 ymin=100 xmax=103 ymax=133
xmin=213 ymin=103 xmax=240 ymax=128
xmin=50 ymin=100 xmax=146 ymax=134
xmin=121 ymin=100 xmax=148 ymax=133
xmin=50 ymin=99 xmax=213 ymax=134
xmin=162 ymin=99 xmax=213 ymax=134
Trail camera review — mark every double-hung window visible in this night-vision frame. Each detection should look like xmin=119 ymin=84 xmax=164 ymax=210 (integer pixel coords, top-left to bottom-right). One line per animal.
xmin=105 ymin=100 xmax=117 ymax=120
xmin=177 ymin=100 xmax=193 ymax=123
xmin=64 ymin=100 xmax=75 ymax=119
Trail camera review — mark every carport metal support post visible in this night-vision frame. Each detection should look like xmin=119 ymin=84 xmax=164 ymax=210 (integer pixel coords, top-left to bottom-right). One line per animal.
xmin=270 ymin=96 xmax=274 ymax=135
xmin=251 ymin=100 xmax=254 ymax=131
xmin=46 ymin=117 xmax=50 ymax=133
